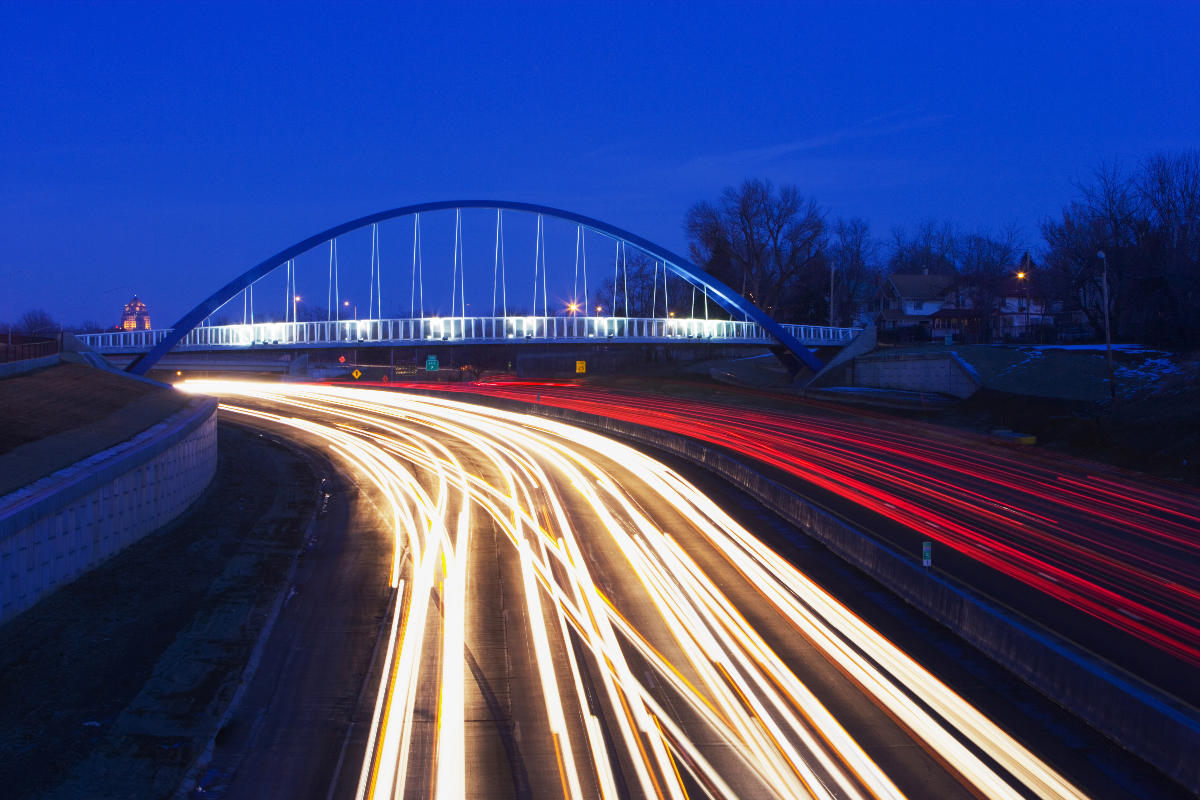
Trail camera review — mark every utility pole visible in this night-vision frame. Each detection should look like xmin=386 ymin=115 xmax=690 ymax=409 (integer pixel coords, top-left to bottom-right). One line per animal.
xmin=829 ymin=262 xmax=836 ymax=327
xmin=1098 ymin=250 xmax=1115 ymax=400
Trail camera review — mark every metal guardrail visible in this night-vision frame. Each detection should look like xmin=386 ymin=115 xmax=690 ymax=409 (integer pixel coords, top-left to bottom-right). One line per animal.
xmin=0 ymin=334 xmax=60 ymax=364
xmin=80 ymin=316 xmax=860 ymax=354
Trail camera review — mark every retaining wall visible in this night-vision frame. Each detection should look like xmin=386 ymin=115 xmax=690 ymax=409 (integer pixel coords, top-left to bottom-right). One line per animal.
xmin=0 ymin=396 xmax=218 ymax=625
xmin=849 ymin=350 xmax=982 ymax=398
xmin=401 ymin=388 xmax=1200 ymax=793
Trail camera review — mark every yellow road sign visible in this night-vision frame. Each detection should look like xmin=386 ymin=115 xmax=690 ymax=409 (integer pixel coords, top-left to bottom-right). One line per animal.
xmin=576 ymin=360 xmax=586 ymax=374
xmin=352 ymin=369 xmax=362 ymax=379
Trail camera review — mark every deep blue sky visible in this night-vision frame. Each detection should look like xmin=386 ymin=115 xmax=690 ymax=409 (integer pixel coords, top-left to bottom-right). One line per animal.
xmin=3 ymin=1 xmax=1198 ymax=326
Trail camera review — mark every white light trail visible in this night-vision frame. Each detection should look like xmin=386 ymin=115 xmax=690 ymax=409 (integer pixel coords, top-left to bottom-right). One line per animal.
xmin=183 ymin=380 xmax=1089 ymax=800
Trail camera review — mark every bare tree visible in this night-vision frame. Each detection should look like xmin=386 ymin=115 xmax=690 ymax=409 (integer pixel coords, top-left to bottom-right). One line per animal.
xmin=596 ymin=250 xmax=697 ymax=318
xmin=828 ymin=217 xmax=881 ymax=326
xmin=888 ymin=220 xmax=959 ymax=275
xmin=1042 ymin=162 xmax=1148 ymax=342
xmin=685 ymin=179 xmax=827 ymax=320
xmin=17 ymin=309 xmax=58 ymax=335
xmin=959 ymin=226 xmax=1022 ymax=340
xmin=1140 ymin=151 xmax=1200 ymax=344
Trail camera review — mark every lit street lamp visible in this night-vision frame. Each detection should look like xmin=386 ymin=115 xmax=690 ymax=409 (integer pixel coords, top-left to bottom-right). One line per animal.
xmin=344 ymin=299 xmax=357 ymax=320
xmin=1017 ymin=260 xmax=1031 ymax=342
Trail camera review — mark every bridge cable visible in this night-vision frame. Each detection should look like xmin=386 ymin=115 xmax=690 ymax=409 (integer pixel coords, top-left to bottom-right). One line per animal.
xmin=572 ymin=225 xmax=580 ymax=312
xmin=663 ymin=259 xmax=669 ymax=318
xmin=451 ymin=209 xmax=460 ymax=317
xmin=651 ymin=260 xmax=659 ymax=318
xmin=411 ymin=214 xmax=424 ymax=319
xmin=327 ymin=240 xmax=334 ymax=321
xmin=612 ymin=238 xmax=620 ymax=316
xmin=499 ymin=211 xmax=507 ymax=317
xmin=368 ymin=223 xmax=378 ymax=320
xmin=493 ymin=210 xmax=508 ymax=317
xmin=622 ymin=240 xmax=629 ymax=317
xmin=535 ymin=216 xmax=543 ymax=317
xmin=539 ymin=215 xmax=547 ymax=316
xmin=492 ymin=210 xmax=499 ymax=316
xmin=582 ymin=227 xmax=589 ymax=318
xmin=458 ymin=210 xmax=466 ymax=318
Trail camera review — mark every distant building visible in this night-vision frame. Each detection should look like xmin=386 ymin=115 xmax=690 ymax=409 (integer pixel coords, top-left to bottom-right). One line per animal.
xmin=875 ymin=272 xmax=957 ymax=332
xmin=121 ymin=296 xmax=151 ymax=330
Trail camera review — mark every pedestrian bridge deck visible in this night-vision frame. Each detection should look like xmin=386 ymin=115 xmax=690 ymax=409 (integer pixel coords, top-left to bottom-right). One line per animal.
xmin=82 ymin=316 xmax=860 ymax=354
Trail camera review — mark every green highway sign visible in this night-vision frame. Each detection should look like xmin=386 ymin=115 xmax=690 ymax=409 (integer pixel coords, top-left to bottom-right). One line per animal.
xmin=922 ymin=540 xmax=932 ymax=567
xmin=425 ymin=355 xmax=439 ymax=372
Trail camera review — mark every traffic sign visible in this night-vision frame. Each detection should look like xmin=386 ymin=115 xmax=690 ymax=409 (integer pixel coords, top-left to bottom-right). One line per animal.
xmin=351 ymin=369 xmax=362 ymax=380
xmin=575 ymin=360 xmax=586 ymax=374
xmin=922 ymin=541 xmax=932 ymax=567
xmin=338 ymin=355 xmax=346 ymax=364
xmin=426 ymin=355 xmax=439 ymax=372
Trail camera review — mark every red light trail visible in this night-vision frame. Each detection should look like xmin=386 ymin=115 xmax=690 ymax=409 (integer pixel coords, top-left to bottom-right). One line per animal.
xmin=380 ymin=380 xmax=1200 ymax=674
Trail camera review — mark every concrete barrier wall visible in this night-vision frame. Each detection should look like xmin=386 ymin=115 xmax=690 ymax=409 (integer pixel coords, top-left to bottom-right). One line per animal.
xmin=404 ymin=389 xmax=1200 ymax=793
xmin=850 ymin=351 xmax=982 ymax=398
xmin=0 ymin=396 xmax=218 ymax=625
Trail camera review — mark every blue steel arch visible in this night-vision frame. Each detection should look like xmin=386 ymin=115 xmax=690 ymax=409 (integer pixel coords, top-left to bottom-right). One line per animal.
xmin=127 ymin=200 xmax=825 ymax=375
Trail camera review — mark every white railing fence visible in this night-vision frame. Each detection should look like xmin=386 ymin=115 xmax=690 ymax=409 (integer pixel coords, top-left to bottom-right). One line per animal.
xmin=81 ymin=316 xmax=861 ymax=353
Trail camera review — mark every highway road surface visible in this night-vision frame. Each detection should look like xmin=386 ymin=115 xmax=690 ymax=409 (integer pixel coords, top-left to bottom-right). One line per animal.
xmin=384 ymin=380 xmax=1200 ymax=704
xmin=181 ymin=380 xmax=1094 ymax=800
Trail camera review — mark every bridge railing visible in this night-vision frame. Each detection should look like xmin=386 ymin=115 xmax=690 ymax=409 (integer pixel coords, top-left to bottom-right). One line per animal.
xmin=80 ymin=317 xmax=860 ymax=353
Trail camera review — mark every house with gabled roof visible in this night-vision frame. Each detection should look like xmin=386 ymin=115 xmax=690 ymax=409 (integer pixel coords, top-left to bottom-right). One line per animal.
xmin=875 ymin=272 xmax=957 ymax=332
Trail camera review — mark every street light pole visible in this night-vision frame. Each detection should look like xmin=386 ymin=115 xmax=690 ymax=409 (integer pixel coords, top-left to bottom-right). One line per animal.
xmin=829 ymin=261 xmax=836 ymax=328
xmin=1098 ymin=250 xmax=1115 ymax=400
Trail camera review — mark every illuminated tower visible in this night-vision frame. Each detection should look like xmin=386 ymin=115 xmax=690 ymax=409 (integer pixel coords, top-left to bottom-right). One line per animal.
xmin=121 ymin=296 xmax=152 ymax=330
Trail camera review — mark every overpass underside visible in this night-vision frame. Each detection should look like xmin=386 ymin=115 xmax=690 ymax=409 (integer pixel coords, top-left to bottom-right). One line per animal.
xmin=100 ymin=339 xmax=805 ymax=382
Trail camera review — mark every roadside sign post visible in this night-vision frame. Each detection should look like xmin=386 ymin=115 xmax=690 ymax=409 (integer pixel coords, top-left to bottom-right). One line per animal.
xmin=922 ymin=541 xmax=932 ymax=568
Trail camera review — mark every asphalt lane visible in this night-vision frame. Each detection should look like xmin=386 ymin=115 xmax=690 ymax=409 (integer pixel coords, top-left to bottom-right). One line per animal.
xmin=386 ymin=381 xmax=1200 ymax=707
xmin=182 ymin=381 xmax=1119 ymax=799
xmin=199 ymin=424 xmax=394 ymax=800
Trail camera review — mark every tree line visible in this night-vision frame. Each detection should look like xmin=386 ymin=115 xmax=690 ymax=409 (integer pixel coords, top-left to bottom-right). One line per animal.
xmin=598 ymin=151 xmax=1199 ymax=348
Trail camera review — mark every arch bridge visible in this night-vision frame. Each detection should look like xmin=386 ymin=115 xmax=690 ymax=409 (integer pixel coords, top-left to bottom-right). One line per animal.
xmin=79 ymin=201 xmax=861 ymax=374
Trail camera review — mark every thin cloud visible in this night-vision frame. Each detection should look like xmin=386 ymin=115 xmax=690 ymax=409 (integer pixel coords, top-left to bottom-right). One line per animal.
xmin=680 ymin=112 xmax=950 ymax=175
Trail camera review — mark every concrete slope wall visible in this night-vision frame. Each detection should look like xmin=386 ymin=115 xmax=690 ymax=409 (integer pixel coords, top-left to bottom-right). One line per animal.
xmin=0 ymin=396 xmax=218 ymax=625
xmin=401 ymin=389 xmax=1200 ymax=793
xmin=849 ymin=350 xmax=982 ymax=398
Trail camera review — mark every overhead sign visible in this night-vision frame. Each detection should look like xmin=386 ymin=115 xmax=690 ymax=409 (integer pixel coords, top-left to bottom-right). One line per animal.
xmin=426 ymin=355 xmax=439 ymax=372
xmin=922 ymin=541 xmax=932 ymax=568
xmin=351 ymin=369 xmax=362 ymax=380
xmin=575 ymin=360 xmax=586 ymax=374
